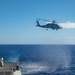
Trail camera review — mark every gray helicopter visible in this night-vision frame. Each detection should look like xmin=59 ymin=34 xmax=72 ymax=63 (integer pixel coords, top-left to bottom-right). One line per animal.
xmin=35 ymin=18 xmax=62 ymax=30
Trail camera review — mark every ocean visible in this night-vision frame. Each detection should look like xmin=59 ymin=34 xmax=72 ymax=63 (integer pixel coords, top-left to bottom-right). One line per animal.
xmin=0 ymin=45 xmax=75 ymax=75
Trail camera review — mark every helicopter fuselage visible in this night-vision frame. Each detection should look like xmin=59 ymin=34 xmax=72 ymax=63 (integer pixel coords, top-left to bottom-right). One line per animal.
xmin=36 ymin=23 xmax=62 ymax=30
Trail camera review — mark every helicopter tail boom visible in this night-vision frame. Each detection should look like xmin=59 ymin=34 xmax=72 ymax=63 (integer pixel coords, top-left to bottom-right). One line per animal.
xmin=36 ymin=21 xmax=40 ymax=26
xmin=35 ymin=20 xmax=41 ymax=27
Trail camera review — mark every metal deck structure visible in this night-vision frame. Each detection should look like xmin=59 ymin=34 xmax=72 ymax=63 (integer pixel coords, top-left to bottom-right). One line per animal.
xmin=0 ymin=58 xmax=22 ymax=75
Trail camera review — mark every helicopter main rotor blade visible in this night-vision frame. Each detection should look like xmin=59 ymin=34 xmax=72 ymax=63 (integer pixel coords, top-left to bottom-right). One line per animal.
xmin=36 ymin=18 xmax=50 ymax=22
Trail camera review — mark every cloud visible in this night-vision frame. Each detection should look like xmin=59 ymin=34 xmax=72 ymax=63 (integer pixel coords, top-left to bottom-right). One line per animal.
xmin=54 ymin=37 xmax=75 ymax=44
xmin=58 ymin=22 xmax=75 ymax=28
xmin=44 ymin=37 xmax=75 ymax=44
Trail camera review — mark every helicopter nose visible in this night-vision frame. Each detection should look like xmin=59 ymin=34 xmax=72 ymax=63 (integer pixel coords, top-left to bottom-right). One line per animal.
xmin=60 ymin=27 xmax=62 ymax=29
xmin=35 ymin=25 xmax=38 ymax=26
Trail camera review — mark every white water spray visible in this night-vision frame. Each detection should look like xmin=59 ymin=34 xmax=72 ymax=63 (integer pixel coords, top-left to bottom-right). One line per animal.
xmin=21 ymin=45 xmax=72 ymax=74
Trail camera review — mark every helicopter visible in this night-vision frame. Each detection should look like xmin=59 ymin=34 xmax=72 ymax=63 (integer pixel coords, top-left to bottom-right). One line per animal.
xmin=35 ymin=18 xmax=62 ymax=30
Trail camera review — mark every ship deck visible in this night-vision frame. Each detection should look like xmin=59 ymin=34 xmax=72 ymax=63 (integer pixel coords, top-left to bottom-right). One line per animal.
xmin=0 ymin=62 xmax=17 ymax=75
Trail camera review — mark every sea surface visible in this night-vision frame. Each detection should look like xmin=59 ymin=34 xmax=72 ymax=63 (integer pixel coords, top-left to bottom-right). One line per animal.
xmin=0 ymin=45 xmax=75 ymax=75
